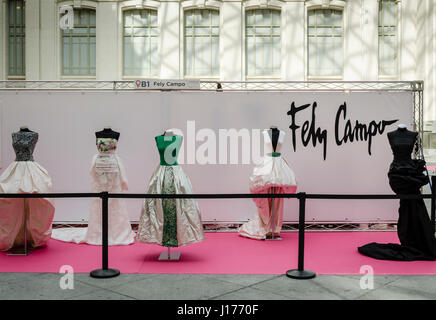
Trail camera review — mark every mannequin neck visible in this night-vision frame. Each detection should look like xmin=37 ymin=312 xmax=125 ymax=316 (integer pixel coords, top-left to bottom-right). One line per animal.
xmin=96 ymin=128 xmax=120 ymax=140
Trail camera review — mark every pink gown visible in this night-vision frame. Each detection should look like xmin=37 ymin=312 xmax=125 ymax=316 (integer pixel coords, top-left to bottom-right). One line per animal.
xmin=0 ymin=131 xmax=55 ymax=251
xmin=239 ymin=130 xmax=297 ymax=240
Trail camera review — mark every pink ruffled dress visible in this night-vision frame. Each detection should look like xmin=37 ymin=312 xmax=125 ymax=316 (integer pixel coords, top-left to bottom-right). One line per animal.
xmin=239 ymin=130 xmax=297 ymax=240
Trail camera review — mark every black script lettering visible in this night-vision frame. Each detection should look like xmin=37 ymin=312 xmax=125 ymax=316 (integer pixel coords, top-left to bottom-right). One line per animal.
xmin=335 ymin=102 xmax=398 ymax=155
xmin=287 ymin=102 xmax=310 ymax=152
xmin=287 ymin=101 xmax=328 ymax=160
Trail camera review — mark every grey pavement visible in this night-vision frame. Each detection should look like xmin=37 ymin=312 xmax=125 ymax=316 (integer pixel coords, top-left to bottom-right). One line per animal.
xmin=0 ymin=272 xmax=435 ymax=300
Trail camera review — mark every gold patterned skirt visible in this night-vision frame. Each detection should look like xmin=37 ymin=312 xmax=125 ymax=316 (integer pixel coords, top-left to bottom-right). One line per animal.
xmin=136 ymin=165 xmax=205 ymax=247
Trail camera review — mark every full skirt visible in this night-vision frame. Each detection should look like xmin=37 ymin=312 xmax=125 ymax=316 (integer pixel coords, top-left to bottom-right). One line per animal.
xmin=0 ymin=161 xmax=55 ymax=251
xmin=358 ymin=159 xmax=436 ymax=261
xmin=136 ymin=165 xmax=205 ymax=247
xmin=52 ymin=155 xmax=135 ymax=246
xmin=239 ymin=156 xmax=297 ymax=240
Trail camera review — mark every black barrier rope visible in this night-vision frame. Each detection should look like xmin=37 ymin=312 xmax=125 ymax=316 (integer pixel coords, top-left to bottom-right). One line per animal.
xmin=0 ymin=192 xmax=433 ymax=199
xmin=1 ymin=184 xmax=435 ymax=280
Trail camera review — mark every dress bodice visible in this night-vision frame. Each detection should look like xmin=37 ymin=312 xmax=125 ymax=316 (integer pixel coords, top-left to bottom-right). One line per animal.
xmin=263 ymin=130 xmax=284 ymax=156
xmin=156 ymin=135 xmax=182 ymax=166
xmin=387 ymin=129 xmax=417 ymax=161
xmin=95 ymin=138 xmax=119 ymax=174
xmin=12 ymin=131 xmax=38 ymax=161
xmin=96 ymin=138 xmax=117 ymax=155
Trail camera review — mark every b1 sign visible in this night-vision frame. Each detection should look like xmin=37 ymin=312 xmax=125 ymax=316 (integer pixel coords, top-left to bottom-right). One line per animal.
xmin=135 ymin=79 xmax=200 ymax=90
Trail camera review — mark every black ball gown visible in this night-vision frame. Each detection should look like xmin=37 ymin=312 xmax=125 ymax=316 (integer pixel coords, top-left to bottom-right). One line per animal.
xmin=358 ymin=128 xmax=436 ymax=261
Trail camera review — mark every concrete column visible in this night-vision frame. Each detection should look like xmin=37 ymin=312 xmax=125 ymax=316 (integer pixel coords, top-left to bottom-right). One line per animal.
xmin=415 ymin=0 xmax=426 ymax=82
xmin=220 ymin=1 xmax=242 ymax=80
xmin=343 ymin=0 xmax=362 ymax=80
xmin=96 ymin=1 xmax=119 ymax=80
xmin=430 ymin=0 xmax=436 ymax=122
xmin=25 ymin=0 xmax=40 ymax=80
xmin=399 ymin=0 xmax=416 ymax=81
xmin=0 ymin=0 xmax=6 ymax=80
xmin=361 ymin=0 xmax=378 ymax=80
xmin=159 ymin=1 xmax=180 ymax=78
xmin=40 ymin=0 xmax=57 ymax=79
xmin=283 ymin=1 xmax=304 ymax=80
xmin=418 ymin=0 xmax=434 ymax=122
xmin=416 ymin=0 xmax=436 ymax=122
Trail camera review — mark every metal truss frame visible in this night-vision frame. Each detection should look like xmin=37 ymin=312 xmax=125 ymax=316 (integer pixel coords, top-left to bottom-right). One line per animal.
xmin=1 ymin=80 xmax=423 ymax=231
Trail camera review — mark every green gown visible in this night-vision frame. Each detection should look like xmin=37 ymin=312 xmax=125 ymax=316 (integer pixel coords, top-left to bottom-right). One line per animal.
xmin=136 ymin=135 xmax=205 ymax=247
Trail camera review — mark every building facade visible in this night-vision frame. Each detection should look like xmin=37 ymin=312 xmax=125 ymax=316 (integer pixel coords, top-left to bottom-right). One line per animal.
xmin=0 ymin=0 xmax=435 ymax=121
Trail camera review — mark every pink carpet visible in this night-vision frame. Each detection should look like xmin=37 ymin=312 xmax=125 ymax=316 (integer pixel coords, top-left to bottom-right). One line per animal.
xmin=1 ymin=232 xmax=435 ymax=275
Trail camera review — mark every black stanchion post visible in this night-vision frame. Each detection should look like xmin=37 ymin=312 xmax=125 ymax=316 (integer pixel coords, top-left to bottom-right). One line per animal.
xmin=286 ymin=192 xmax=316 ymax=280
xmin=90 ymin=192 xmax=120 ymax=279
xmin=431 ymin=176 xmax=436 ymax=233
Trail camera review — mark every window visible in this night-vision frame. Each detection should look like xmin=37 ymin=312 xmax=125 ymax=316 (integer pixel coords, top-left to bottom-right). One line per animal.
xmin=378 ymin=0 xmax=397 ymax=77
xmin=123 ymin=9 xmax=159 ymax=77
xmin=245 ymin=9 xmax=281 ymax=77
xmin=184 ymin=9 xmax=219 ymax=77
xmin=8 ymin=0 xmax=25 ymax=77
xmin=62 ymin=9 xmax=96 ymax=76
xmin=307 ymin=9 xmax=343 ymax=78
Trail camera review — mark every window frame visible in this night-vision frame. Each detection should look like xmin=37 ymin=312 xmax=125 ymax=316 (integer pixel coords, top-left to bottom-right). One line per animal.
xmin=378 ymin=0 xmax=399 ymax=79
xmin=183 ymin=8 xmax=220 ymax=79
xmin=180 ymin=1 xmax=223 ymax=80
xmin=306 ymin=7 xmax=344 ymax=80
xmin=122 ymin=8 xmax=159 ymax=78
xmin=61 ymin=7 xmax=96 ymax=77
xmin=244 ymin=8 xmax=282 ymax=79
xmin=7 ymin=0 xmax=25 ymax=79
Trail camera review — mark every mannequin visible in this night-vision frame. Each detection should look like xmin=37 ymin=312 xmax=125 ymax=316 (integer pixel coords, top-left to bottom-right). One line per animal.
xmin=0 ymin=127 xmax=55 ymax=253
xmin=387 ymin=125 xmax=418 ymax=155
xmin=95 ymin=127 xmax=120 ymax=140
xmin=266 ymin=126 xmax=281 ymax=239
xmin=239 ymin=126 xmax=297 ymax=240
xmin=163 ymin=129 xmax=176 ymax=137
xmin=136 ymin=130 xmax=205 ymax=260
xmin=268 ymin=126 xmax=280 ymax=153
xmin=358 ymin=126 xmax=436 ymax=260
xmin=12 ymin=127 xmax=38 ymax=162
xmin=52 ymin=128 xmax=135 ymax=245
xmin=19 ymin=126 xmax=32 ymax=132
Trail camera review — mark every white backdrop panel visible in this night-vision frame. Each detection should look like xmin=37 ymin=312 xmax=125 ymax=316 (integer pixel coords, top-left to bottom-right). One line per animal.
xmin=0 ymin=91 xmax=414 ymax=223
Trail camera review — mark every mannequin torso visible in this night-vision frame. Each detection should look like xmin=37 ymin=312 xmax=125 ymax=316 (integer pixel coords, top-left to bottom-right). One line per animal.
xmin=12 ymin=128 xmax=38 ymax=161
xmin=387 ymin=128 xmax=417 ymax=161
xmin=263 ymin=128 xmax=284 ymax=154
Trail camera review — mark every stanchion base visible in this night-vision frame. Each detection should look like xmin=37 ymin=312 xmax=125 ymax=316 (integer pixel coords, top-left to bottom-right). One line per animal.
xmin=159 ymin=251 xmax=181 ymax=261
xmin=286 ymin=269 xmax=316 ymax=280
xmin=7 ymin=245 xmax=34 ymax=256
xmin=265 ymin=235 xmax=282 ymax=241
xmin=90 ymin=268 xmax=120 ymax=279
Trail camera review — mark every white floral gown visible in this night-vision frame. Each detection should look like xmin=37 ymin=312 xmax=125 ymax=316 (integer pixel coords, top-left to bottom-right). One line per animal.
xmin=52 ymin=138 xmax=135 ymax=245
